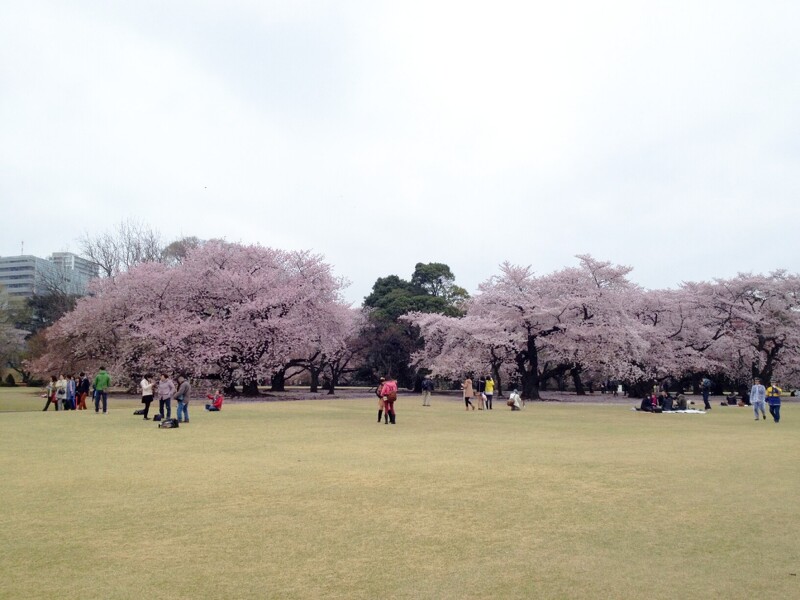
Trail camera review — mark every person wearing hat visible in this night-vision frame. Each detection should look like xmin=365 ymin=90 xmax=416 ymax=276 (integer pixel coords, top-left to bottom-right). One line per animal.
xmin=766 ymin=380 xmax=782 ymax=423
xmin=749 ymin=377 xmax=767 ymax=421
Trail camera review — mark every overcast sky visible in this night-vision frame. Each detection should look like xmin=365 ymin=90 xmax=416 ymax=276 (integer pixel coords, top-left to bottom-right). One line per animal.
xmin=2 ymin=1 xmax=798 ymax=304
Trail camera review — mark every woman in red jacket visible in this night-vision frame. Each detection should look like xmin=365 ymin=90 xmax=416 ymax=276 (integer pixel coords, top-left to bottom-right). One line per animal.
xmin=205 ymin=389 xmax=224 ymax=411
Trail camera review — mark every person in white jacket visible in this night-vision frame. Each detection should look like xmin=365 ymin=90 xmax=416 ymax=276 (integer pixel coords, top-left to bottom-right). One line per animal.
xmin=140 ymin=374 xmax=155 ymax=420
xmin=508 ymin=389 xmax=522 ymax=411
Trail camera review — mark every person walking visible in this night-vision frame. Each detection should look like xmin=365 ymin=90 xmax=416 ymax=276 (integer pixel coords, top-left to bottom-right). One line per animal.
xmin=750 ymin=377 xmax=767 ymax=421
xmin=156 ymin=373 xmax=175 ymax=420
xmin=42 ymin=375 xmax=58 ymax=411
xmin=462 ymin=377 xmax=475 ymax=411
xmin=173 ymin=375 xmax=191 ymax=423
xmin=140 ymin=374 xmax=155 ymax=420
xmin=421 ymin=375 xmax=434 ymax=407
xmin=484 ymin=375 xmax=495 ymax=410
xmin=93 ymin=367 xmax=111 ymax=413
xmin=766 ymin=380 xmax=783 ymax=423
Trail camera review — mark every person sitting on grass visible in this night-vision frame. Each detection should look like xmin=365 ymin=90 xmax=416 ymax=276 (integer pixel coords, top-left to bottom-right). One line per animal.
xmin=206 ymin=389 xmax=224 ymax=411
xmin=637 ymin=394 xmax=658 ymax=412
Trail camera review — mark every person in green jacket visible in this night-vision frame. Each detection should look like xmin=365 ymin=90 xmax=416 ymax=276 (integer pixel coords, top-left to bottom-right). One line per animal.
xmin=93 ymin=367 xmax=112 ymax=413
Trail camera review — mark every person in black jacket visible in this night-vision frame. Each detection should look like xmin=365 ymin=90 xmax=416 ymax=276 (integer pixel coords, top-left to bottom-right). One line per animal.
xmin=421 ymin=375 xmax=434 ymax=407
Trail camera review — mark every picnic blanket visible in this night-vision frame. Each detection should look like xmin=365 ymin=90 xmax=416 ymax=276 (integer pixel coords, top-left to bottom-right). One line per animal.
xmin=631 ymin=408 xmax=706 ymax=414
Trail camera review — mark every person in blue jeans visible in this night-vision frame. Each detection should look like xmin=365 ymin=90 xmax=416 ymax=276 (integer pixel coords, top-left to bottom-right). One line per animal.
xmin=173 ymin=375 xmax=192 ymax=423
xmin=93 ymin=367 xmax=111 ymax=413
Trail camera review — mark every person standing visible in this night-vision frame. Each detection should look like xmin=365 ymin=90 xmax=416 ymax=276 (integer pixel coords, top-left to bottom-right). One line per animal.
xmin=140 ymin=374 xmax=155 ymax=420
xmin=484 ymin=375 xmax=495 ymax=410
xmin=156 ymin=373 xmax=175 ymax=420
xmin=173 ymin=375 xmax=191 ymax=423
xmin=421 ymin=375 xmax=434 ymax=407
xmin=65 ymin=375 xmax=76 ymax=410
xmin=55 ymin=374 xmax=68 ymax=410
xmin=701 ymin=376 xmax=712 ymax=410
xmin=376 ymin=378 xmax=387 ymax=423
xmin=93 ymin=367 xmax=111 ymax=414
xmin=462 ymin=377 xmax=475 ymax=411
xmin=381 ymin=378 xmax=398 ymax=424
xmin=76 ymin=372 xmax=90 ymax=410
xmin=766 ymin=380 xmax=783 ymax=423
xmin=750 ymin=377 xmax=767 ymax=421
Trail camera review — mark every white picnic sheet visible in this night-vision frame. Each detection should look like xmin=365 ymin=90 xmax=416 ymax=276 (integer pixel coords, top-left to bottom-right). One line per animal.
xmin=631 ymin=408 xmax=706 ymax=414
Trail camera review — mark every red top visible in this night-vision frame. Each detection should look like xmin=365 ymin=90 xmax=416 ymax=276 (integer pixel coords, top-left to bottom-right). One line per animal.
xmin=206 ymin=393 xmax=224 ymax=409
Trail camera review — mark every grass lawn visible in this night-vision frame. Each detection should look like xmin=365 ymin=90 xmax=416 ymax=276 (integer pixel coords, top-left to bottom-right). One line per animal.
xmin=1 ymin=388 xmax=798 ymax=599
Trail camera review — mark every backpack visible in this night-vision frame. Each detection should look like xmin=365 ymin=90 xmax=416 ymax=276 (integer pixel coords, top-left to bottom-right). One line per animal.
xmin=153 ymin=414 xmax=162 ymax=422
xmin=382 ymin=380 xmax=398 ymax=402
xmin=158 ymin=418 xmax=179 ymax=429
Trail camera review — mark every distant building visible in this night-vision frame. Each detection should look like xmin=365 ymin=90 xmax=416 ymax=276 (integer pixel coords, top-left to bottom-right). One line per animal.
xmin=0 ymin=252 xmax=98 ymax=298
xmin=49 ymin=252 xmax=100 ymax=280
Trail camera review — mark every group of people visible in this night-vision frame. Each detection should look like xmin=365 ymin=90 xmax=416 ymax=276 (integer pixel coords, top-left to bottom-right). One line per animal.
xmin=138 ymin=373 xmax=198 ymax=422
xmin=749 ymin=378 xmax=782 ymax=423
xmin=421 ymin=374 xmax=521 ymax=411
xmin=461 ymin=376 xmax=497 ymax=410
xmin=42 ymin=368 xmax=226 ymax=423
xmin=42 ymin=367 xmax=111 ymax=413
xmin=637 ymin=391 xmax=690 ymax=412
xmin=634 ymin=377 xmax=786 ymax=423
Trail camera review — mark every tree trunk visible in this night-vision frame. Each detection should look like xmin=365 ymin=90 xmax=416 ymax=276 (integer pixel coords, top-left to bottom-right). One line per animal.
xmin=270 ymin=369 xmax=286 ymax=392
xmin=517 ymin=335 xmax=542 ymax=400
xmin=571 ymin=367 xmax=586 ymax=395
xmin=309 ymin=368 xmax=320 ymax=393
xmin=627 ymin=380 xmax=653 ymax=398
xmin=492 ymin=364 xmax=503 ymax=398
xmin=241 ymin=380 xmax=260 ymax=396
xmin=222 ymin=384 xmax=239 ymax=396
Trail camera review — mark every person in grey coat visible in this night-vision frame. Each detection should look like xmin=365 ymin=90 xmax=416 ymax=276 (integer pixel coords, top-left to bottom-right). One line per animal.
xmin=157 ymin=373 xmax=175 ymax=419
xmin=173 ymin=375 xmax=192 ymax=423
xmin=750 ymin=377 xmax=767 ymax=421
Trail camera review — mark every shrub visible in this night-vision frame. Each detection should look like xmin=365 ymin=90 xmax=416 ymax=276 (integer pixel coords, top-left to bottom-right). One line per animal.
xmin=4 ymin=374 xmax=16 ymax=386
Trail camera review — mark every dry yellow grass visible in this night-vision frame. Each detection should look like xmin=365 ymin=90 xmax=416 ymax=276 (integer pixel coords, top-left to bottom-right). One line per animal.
xmin=0 ymin=391 xmax=798 ymax=599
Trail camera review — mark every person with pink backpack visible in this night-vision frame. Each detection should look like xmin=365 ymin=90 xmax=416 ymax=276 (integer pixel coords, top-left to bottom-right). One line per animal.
xmin=378 ymin=377 xmax=398 ymax=424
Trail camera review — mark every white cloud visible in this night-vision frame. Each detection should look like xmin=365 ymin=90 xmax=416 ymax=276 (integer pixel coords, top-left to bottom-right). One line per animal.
xmin=2 ymin=0 xmax=799 ymax=303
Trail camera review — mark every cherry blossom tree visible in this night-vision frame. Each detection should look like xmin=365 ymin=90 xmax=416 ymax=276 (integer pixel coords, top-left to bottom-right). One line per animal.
xmin=35 ymin=241 xmax=348 ymax=393
xmin=686 ymin=271 xmax=800 ymax=384
xmin=408 ymin=257 xmax=657 ymax=399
